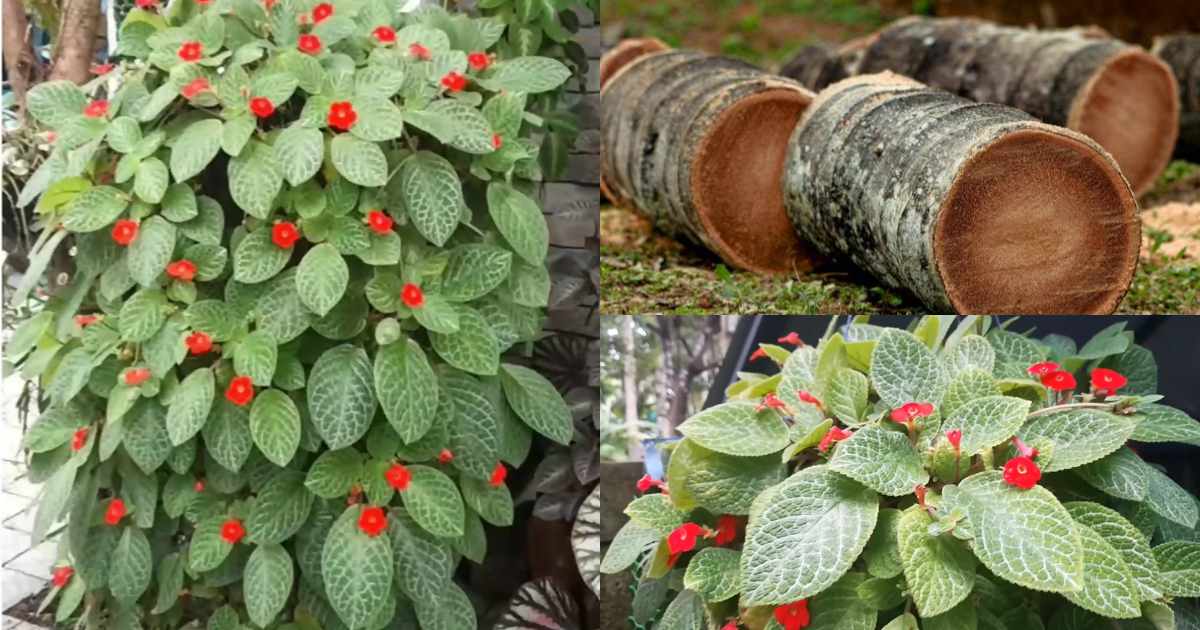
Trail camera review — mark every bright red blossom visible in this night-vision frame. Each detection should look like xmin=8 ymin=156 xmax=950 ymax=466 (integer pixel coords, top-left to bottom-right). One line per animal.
xmin=636 ymin=474 xmax=655 ymax=493
xmin=401 ymin=283 xmax=424 ymax=308
xmin=249 ymin=97 xmax=275 ymax=118
xmin=167 ymin=259 xmax=197 ymax=281
xmin=298 ymin=34 xmax=322 ymax=54
xmin=367 ymin=210 xmax=393 ymax=234
xmin=52 ymin=566 xmax=74 ymax=587
xmin=185 ymin=331 xmax=213 ymax=355
xmin=91 ymin=63 xmax=114 ymax=75
xmin=438 ymin=449 xmax=454 ymax=464
xmin=1003 ymin=456 xmax=1042 ymax=490
xmin=112 ymin=219 xmax=138 ymax=245
xmin=714 ymin=515 xmax=738 ymax=546
xmin=124 ymin=368 xmax=152 ymax=386
xmin=135 ymin=0 xmax=157 ymax=8
xmin=373 ymin=26 xmax=396 ymax=44
xmin=468 ymin=52 xmax=490 ymax=71
xmin=272 ymin=222 xmax=300 ymax=249
xmin=359 ymin=506 xmax=387 ymax=536
xmin=226 ymin=376 xmax=255 ymax=406
xmin=1027 ymin=361 xmax=1060 ymax=376
xmin=777 ymin=332 xmax=802 ymax=346
xmin=104 ymin=499 xmax=126 ymax=525
xmin=492 ymin=134 xmax=502 ymax=150
xmin=774 ymin=600 xmax=810 ymax=630
xmin=666 ymin=523 xmax=705 ymax=555
xmin=721 ymin=622 xmax=738 ymax=630
xmin=181 ymin=77 xmax=210 ymax=99
xmin=409 ymin=43 xmax=430 ymax=60
xmin=84 ymin=100 xmax=109 ymax=118
xmin=817 ymin=426 xmax=852 ymax=453
xmin=890 ymin=402 xmax=935 ymax=424
xmin=748 ymin=348 xmax=768 ymax=363
xmin=490 ymin=462 xmax=508 ymax=487
xmin=1041 ymin=370 xmax=1077 ymax=391
xmin=1090 ymin=368 xmax=1127 ymax=396
xmin=796 ymin=390 xmax=822 ymax=407
xmin=946 ymin=429 xmax=962 ymax=450
xmin=327 ymin=101 xmax=357 ymax=131
xmin=312 ymin=2 xmax=333 ymax=22
xmin=755 ymin=392 xmax=786 ymax=412
xmin=75 ymin=314 xmax=99 ymax=327
xmin=220 ymin=519 xmax=245 ymax=544
xmin=178 ymin=41 xmax=203 ymax=62
xmin=194 ymin=480 xmax=205 ymax=492
xmin=385 ymin=463 xmax=412 ymax=491
xmin=71 ymin=428 xmax=89 ymax=451
xmin=440 ymin=71 xmax=467 ymax=92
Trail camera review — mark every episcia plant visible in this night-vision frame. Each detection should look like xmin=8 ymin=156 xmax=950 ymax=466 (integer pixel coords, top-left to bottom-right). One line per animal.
xmin=6 ymin=0 xmax=586 ymax=627
xmin=601 ymin=317 xmax=1200 ymax=630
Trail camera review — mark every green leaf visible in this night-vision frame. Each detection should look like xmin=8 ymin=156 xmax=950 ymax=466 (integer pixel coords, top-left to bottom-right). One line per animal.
xmin=166 ymin=368 xmax=215 ymax=445
xmin=412 ymin=293 xmax=461 ymax=333
xmin=234 ymin=331 xmax=277 ymax=387
xmin=134 ymin=157 xmax=169 ymax=203
xmin=62 ymin=186 xmax=129 ymax=232
xmin=1154 ymin=541 xmax=1200 ymax=597
xmin=118 ymin=289 xmax=167 ymax=344
xmin=880 ymin=613 xmax=919 ymax=630
xmin=170 ymin=119 xmax=223 ymax=182
xmin=825 ymin=367 xmax=868 ymax=423
xmin=1145 ymin=466 xmax=1199 ymax=528
xmin=600 ymin=521 xmax=660 ymax=575
xmin=897 ymin=506 xmax=976 ymax=617
xmin=862 ymin=508 xmax=903 ymax=579
xmin=388 ymin=506 xmax=455 ymax=601
xmin=441 ymin=244 xmax=512 ymax=301
xmin=401 ymin=151 xmax=464 ymax=247
xmin=830 ymin=425 xmax=928 ymax=496
xmin=244 ymin=544 xmax=294 ymax=627
xmin=232 ymin=227 xmax=292 ymax=284
xmin=740 ymin=465 xmax=879 ymax=605
xmin=487 ymin=181 xmax=547 ymax=266
xmin=201 ymin=399 xmax=252 ymax=472
xmin=349 ymin=95 xmax=406 ymax=142
xmin=412 ymin=581 xmax=477 ymax=630
xmin=956 ymin=470 xmax=1083 ymax=592
xmin=478 ymin=56 xmax=572 ymax=93
xmin=658 ymin=590 xmax=705 ymax=630
xmin=186 ymin=300 xmax=244 ymax=342
xmin=27 ymin=80 xmax=88 ymax=127
xmin=331 ymin=134 xmax=388 ymax=187
xmin=33 ymin=460 xmax=77 ymax=544
xmin=1131 ymin=404 xmax=1200 ymax=446
xmin=127 ymin=215 xmax=176 ymax=287
xmin=939 ymin=369 xmax=999 ymax=418
xmin=424 ymin=100 xmax=494 ymax=153
xmin=275 ymin=125 xmax=325 ymax=186
xmin=47 ymin=348 xmax=96 ymax=404
xmin=179 ymin=195 xmax=225 ymax=244
xmin=247 ymin=470 xmax=314 ymax=544
xmin=322 ymin=505 xmax=394 ymax=629
xmin=1060 ymin=521 xmax=1141 ymax=618
xmin=429 ymin=306 xmax=499 ymax=376
xmin=355 ymin=65 xmax=406 ymax=99
xmin=402 ymin=465 xmax=465 ymax=538
xmin=939 ymin=395 xmax=1031 ymax=456
xmin=920 ymin=600 xmax=976 ymax=630
xmin=460 ymin=475 xmax=514 ymax=526
xmin=250 ymin=389 xmax=301 ymax=467
xmin=308 ymin=345 xmax=376 ymax=449
xmin=296 ymin=243 xmax=349 ymax=317
xmin=124 ymin=401 xmax=172 ymax=474
xmin=870 ymin=329 xmax=946 ymax=408
xmin=151 ymin=553 xmax=184 ymax=614
xmin=805 ymin=573 xmax=878 ymax=630
xmin=305 ymin=449 xmax=363 ymax=498
xmin=110 ymin=527 xmax=152 ymax=603
xmin=683 ymin=547 xmax=742 ymax=602
xmin=256 ymin=269 xmax=314 ymax=343
xmin=221 ymin=115 xmax=256 ymax=157
xmin=499 ymin=363 xmax=571 ymax=444
xmin=623 ymin=494 xmax=686 ymax=536
xmin=229 ymin=140 xmax=283 ymax=218
xmin=669 ymin=439 xmax=785 ymax=516
xmin=677 ymin=401 xmax=790 ymax=457
xmin=1076 ymin=447 xmax=1150 ymax=501
xmin=374 ymin=339 xmax=439 ymax=442
xmin=1065 ymin=501 xmax=1162 ymax=600
xmin=1019 ymin=408 xmax=1137 ymax=472
xmin=947 ymin=334 xmax=995 ymax=374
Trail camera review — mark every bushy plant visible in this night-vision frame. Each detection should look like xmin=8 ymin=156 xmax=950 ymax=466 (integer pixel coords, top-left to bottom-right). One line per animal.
xmin=7 ymin=0 xmax=585 ymax=627
xmin=602 ymin=317 xmax=1200 ymax=630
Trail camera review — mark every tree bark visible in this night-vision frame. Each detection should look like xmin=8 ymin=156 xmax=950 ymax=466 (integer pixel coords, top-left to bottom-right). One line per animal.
xmin=601 ymin=46 xmax=818 ymax=274
xmin=1152 ymin=34 xmax=1200 ymax=162
xmin=48 ymin=0 xmax=103 ymax=85
xmin=653 ymin=316 xmax=675 ymax=438
xmin=2 ymin=0 xmax=41 ymax=120
xmin=783 ymin=73 xmax=1140 ymax=314
xmin=620 ymin=317 xmax=643 ymax=461
xmin=779 ymin=17 xmax=1179 ymax=195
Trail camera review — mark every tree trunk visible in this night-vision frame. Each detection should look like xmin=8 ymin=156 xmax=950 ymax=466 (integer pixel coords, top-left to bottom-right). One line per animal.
xmin=2 ymin=0 xmax=41 ymax=120
xmin=779 ymin=17 xmax=1179 ymax=195
xmin=620 ymin=317 xmax=643 ymax=461
xmin=1152 ymin=34 xmax=1200 ymax=163
xmin=653 ymin=317 xmax=675 ymax=438
xmin=601 ymin=46 xmax=818 ymax=274
xmin=783 ymin=73 xmax=1140 ymax=314
xmin=48 ymin=0 xmax=103 ymax=85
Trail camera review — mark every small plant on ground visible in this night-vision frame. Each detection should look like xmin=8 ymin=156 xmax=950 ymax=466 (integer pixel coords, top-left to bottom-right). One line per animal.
xmin=603 ymin=317 xmax=1200 ymax=629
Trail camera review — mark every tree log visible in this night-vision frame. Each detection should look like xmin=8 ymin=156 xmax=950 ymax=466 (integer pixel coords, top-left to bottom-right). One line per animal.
xmin=601 ymin=46 xmax=817 ymax=273
xmin=1152 ymin=34 xmax=1200 ymax=162
xmin=779 ymin=17 xmax=1179 ymax=196
xmin=783 ymin=73 xmax=1140 ymax=314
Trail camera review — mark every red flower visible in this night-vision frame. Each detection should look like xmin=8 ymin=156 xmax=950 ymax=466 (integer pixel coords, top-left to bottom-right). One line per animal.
xmin=722 ymin=622 xmax=738 ymax=630
xmin=440 ymin=71 xmax=467 ymax=92
xmin=367 ymin=210 xmax=393 ymax=234
xmin=666 ymin=523 xmax=705 ymax=555
xmin=401 ymin=283 xmax=424 ymax=308
xmin=249 ymin=97 xmax=275 ymax=118
xmin=166 ymin=259 xmax=197 ymax=281
xmin=124 ymin=368 xmax=152 ymax=386
xmin=358 ymin=506 xmax=387 ymax=537
xmin=1027 ymin=361 xmax=1060 ymax=377
xmin=112 ymin=219 xmax=138 ymax=245
xmin=636 ymin=474 xmax=655 ymax=493
xmin=194 ymin=479 xmax=205 ymax=492
xmin=178 ymin=41 xmax=203 ymax=62
xmin=914 ymin=484 xmax=928 ymax=508
xmin=1090 ymin=368 xmax=1127 ymax=397
xmin=438 ymin=449 xmax=454 ymax=464
xmin=817 ymin=426 xmax=852 ymax=453
xmin=489 ymin=462 xmax=508 ymax=487
xmin=298 ymin=34 xmax=322 ymax=54
xmin=196 ymin=0 xmax=210 ymax=4
xmin=84 ymin=100 xmax=109 ymax=118
xmin=748 ymin=348 xmax=768 ymax=363
xmin=755 ymin=393 xmax=786 ymax=412
xmin=774 ymin=600 xmax=810 ymax=630
xmin=327 ymin=101 xmax=357 ymax=131
xmin=385 ymin=463 xmax=412 ymax=491
xmin=796 ymin=390 xmax=822 ymax=407
xmin=181 ymin=77 xmax=210 ymax=99
xmin=409 ymin=43 xmax=430 ymax=60
xmin=220 ymin=519 xmax=245 ymax=544
xmin=135 ymin=0 xmax=157 ymax=8
xmin=890 ymin=402 xmax=935 ymax=424
xmin=492 ymin=134 xmax=502 ymax=150
xmin=777 ymin=332 xmax=802 ymax=346
xmin=468 ymin=52 xmax=490 ymax=71
xmin=311 ymin=2 xmax=333 ymax=22
xmin=52 ymin=566 xmax=74 ymax=588
xmin=714 ymin=515 xmax=738 ymax=546
xmin=225 ymin=376 xmax=255 ymax=406
xmin=272 ymin=222 xmax=300 ymax=249
xmin=1003 ymin=455 xmax=1042 ymax=490
xmin=104 ymin=499 xmax=126 ymax=525
xmin=263 ymin=0 xmax=276 ymax=9
xmin=185 ymin=331 xmax=213 ymax=355
xmin=373 ymin=26 xmax=396 ymax=44
xmin=75 ymin=314 xmax=99 ymax=327
xmin=1041 ymin=370 xmax=1077 ymax=391
xmin=71 ymin=427 xmax=88 ymax=451
xmin=946 ymin=429 xmax=962 ymax=450
xmin=90 ymin=63 xmax=114 ymax=75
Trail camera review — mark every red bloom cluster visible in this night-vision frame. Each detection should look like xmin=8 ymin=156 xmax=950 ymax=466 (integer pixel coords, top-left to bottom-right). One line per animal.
xmin=468 ymin=52 xmax=491 ymax=71
xmin=440 ymin=71 xmax=467 ymax=92
xmin=367 ymin=210 xmax=393 ymax=234
xmin=817 ymin=426 xmax=852 ymax=453
xmin=777 ymin=332 xmax=802 ymax=346
xmin=124 ymin=367 xmax=151 ymax=386
xmin=1090 ymin=368 xmax=1127 ymax=397
xmin=185 ymin=331 xmax=213 ymax=355
xmin=328 ymin=101 xmax=357 ymax=131
xmin=401 ymin=283 xmax=424 ymax=308
xmin=226 ymin=376 xmax=255 ymax=406
xmin=250 ymin=97 xmax=275 ymax=118
xmin=166 ymin=260 xmax=197 ymax=281
xmin=272 ymin=222 xmax=300 ymax=249
xmin=490 ymin=462 xmax=508 ymax=487
xmin=71 ymin=427 xmax=88 ymax=451
xmin=298 ymin=34 xmax=322 ymax=54
xmin=385 ymin=463 xmax=412 ymax=491
xmin=774 ymin=600 xmax=810 ymax=630
xmin=755 ymin=392 xmax=786 ymax=413
xmin=104 ymin=499 xmax=126 ymax=525
xmin=178 ymin=41 xmax=203 ymax=62
xmin=220 ymin=519 xmax=245 ymax=544
xmin=373 ymin=26 xmax=396 ymax=44
xmin=52 ymin=566 xmax=74 ymax=588
xmin=359 ymin=506 xmax=387 ymax=536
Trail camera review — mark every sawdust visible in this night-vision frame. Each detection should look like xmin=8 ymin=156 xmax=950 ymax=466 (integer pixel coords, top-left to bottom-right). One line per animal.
xmin=1142 ymin=202 xmax=1200 ymax=260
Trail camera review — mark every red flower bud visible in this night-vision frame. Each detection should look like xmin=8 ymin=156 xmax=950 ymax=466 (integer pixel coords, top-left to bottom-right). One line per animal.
xmin=367 ymin=210 xmax=393 ymax=234
xmin=755 ymin=393 xmax=786 ymax=413
xmin=135 ymin=0 xmax=157 ymax=8
xmin=90 ymin=63 xmax=114 ymax=75
xmin=714 ymin=515 xmax=738 ymax=546
xmin=52 ymin=566 xmax=74 ymax=588
xmin=773 ymin=600 xmax=810 ymax=630
xmin=75 ymin=314 xmax=99 ymax=327
xmin=84 ymin=100 xmax=109 ymax=118
xmin=914 ymin=484 xmax=928 ymax=508
xmin=489 ymin=462 xmax=508 ymax=488
xmin=124 ymin=368 xmax=152 ymax=386
xmin=71 ymin=427 xmax=89 ymax=451
xmin=636 ymin=474 xmax=655 ymax=493
xmin=492 ymin=133 xmax=502 ymax=150
xmin=817 ymin=426 xmax=852 ymax=453
xmin=438 ymin=449 xmax=454 ymax=464
xmin=166 ymin=259 xmax=197 ymax=281
xmin=748 ymin=348 xmax=768 ymax=363
xmin=409 ymin=43 xmax=430 ymax=60
xmin=468 ymin=52 xmax=490 ymax=71
xmin=666 ymin=522 xmax=704 ymax=555
xmin=358 ymin=506 xmax=387 ymax=537
xmin=373 ymin=26 xmax=396 ymax=44
xmin=385 ymin=463 xmax=412 ymax=491
xmin=104 ymin=498 xmax=126 ymax=525
xmin=181 ymin=77 xmax=211 ymax=99
xmin=298 ymin=34 xmax=322 ymax=55
xmin=440 ymin=71 xmax=467 ymax=92
xmin=194 ymin=479 xmax=205 ymax=492
xmin=946 ymin=429 xmax=962 ymax=450
xmin=311 ymin=2 xmax=333 ymax=22
xmin=272 ymin=222 xmax=300 ymax=249
xmin=112 ymin=219 xmax=138 ymax=245
xmin=185 ymin=331 xmax=213 ymax=355
xmin=178 ymin=41 xmax=203 ymax=62
xmin=225 ymin=376 xmax=255 ymax=406
xmin=1003 ymin=455 xmax=1042 ymax=490
xmin=220 ymin=519 xmax=245 ymax=544
xmin=249 ymin=97 xmax=275 ymax=118
xmin=777 ymin=332 xmax=802 ymax=346
xmin=401 ymin=283 xmax=424 ymax=308
xmin=796 ymin=390 xmax=822 ymax=407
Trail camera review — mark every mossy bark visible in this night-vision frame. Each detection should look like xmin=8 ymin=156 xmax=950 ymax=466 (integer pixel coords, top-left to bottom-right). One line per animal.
xmin=1153 ymin=34 xmax=1200 ymax=162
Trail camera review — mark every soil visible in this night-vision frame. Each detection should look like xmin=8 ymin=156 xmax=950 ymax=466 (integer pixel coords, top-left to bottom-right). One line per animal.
xmin=5 ymin=586 xmax=53 ymax=627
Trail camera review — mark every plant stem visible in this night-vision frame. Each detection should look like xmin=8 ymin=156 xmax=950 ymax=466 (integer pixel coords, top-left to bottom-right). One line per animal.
xmin=1026 ymin=401 xmax=1114 ymax=419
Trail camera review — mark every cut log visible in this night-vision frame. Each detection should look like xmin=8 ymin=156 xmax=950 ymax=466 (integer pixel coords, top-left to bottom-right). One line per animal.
xmin=1152 ymin=34 xmax=1200 ymax=162
xmin=599 ymin=37 xmax=670 ymax=88
xmin=779 ymin=17 xmax=1179 ymax=196
xmin=601 ymin=47 xmax=818 ymax=273
xmin=783 ymin=73 xmax=1140 ymax=314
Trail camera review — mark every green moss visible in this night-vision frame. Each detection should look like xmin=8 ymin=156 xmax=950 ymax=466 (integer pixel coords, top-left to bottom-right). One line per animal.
xmin=1119 ymin=255 xmax=1200 ymax=314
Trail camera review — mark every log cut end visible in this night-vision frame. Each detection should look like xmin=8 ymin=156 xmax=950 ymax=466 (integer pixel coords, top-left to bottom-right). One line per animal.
xmin=600 ymin=37 xmax=670 ymax=89
xmin=692 ymin=84 xmax=819 ymax=274
xmin=1068 ymin=48 xmax=1180 ymax=196
xmin=934 ymin=127 xmax=1140 ymax=314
